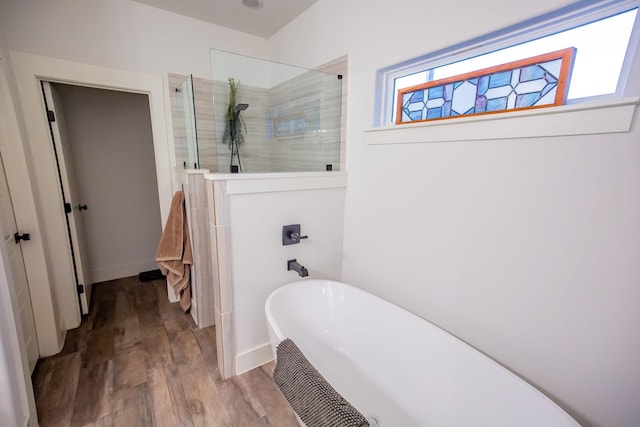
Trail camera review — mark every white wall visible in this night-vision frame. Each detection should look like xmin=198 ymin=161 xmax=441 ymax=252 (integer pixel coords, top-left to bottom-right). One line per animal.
xmin=207 ymin=173 xmax=346 ymax=376
xmin=0 ymin=25 xmax=66 ymax=357
xmin=0 ymin=252 xmax=27 ymax=427
xmin=1 ymin=1 xmax=638 ymax=425
xmin=0 ymin=219 xmax=38 ymax=427
xmin=231 ymin=186 xmax=345 ymax=371
xmin=272 ymin=1 xmax=640 ymax=427
xmin=54 ymin=84 xmax=163 ymax=282
xmin=0 ymin=0 xmax=270 ymax=79
xmin=0 ymin=0 xmax=271 ymax=352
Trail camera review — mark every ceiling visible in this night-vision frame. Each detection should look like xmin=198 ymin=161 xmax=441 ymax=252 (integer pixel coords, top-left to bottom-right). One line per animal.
xmin=132 ymin=0 xmax=318 ymax=38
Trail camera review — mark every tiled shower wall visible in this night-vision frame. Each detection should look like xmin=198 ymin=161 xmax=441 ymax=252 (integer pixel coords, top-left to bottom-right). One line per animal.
xmin=193 ymin=77 xmax=218 ymax=171
xmin=168 ymin=55 xmax=347 ymax=173
xmin=212 ymin=80 xmax=269 ymax=173
xmin=254 ymin=64 xmax=343 ymax=172
xmin=168 ymin=74 xmax=189 ymax=168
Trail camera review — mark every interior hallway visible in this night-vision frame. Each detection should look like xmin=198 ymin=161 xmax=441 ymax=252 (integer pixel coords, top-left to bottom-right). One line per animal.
xmin=31 ymin=276 xmax=298 ymax=427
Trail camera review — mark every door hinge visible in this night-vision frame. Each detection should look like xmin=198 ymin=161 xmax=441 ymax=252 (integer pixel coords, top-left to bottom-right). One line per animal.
xmin=14 ymin=232 xmax=31 ymax=244
xmin=64 ymin=202 xmax=72 ymax=213
xmin=47 ymin=110 xmax=56 ymax=122
xmin=77 ymin=284 xmax=84 ymax=295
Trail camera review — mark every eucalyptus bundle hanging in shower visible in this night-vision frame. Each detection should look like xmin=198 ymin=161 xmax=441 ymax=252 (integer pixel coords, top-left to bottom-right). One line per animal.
xmin=222 ymin=78 xmax=247 ymax=172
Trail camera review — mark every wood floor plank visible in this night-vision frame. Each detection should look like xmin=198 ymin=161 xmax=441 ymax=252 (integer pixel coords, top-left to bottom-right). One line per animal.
xmin=111 ymin=383 xmax=153 ymax=427
xmin=55 ymin=352 xmax=82 ymax=407
xmin=180 ymin=368 xmax=232 ymax=427
xmin=142 ymin=326 xmax=179 ymax=377
xmin=89 ymin=283 xmax=116 ymax=330
xmin=134 ymin=279 xmax=160 ymax=308
xmin=33 ymin=276 xmax=298 ymax=427
xmin=113 ymin=314 xmax=141 ymax=349
xmin=113 ymin=341 xmax=147 ymax=392
xmin=217 ymin=376 xmax=265 ymax=426
xmin=113 ymin=287 xmax=141 ymax=349
xmin=236 ymin=365 xmax=300 ymax=427
xmin=170 ymin=329 xmax=208 ymax=376
xmin=143 ymin=327 xmax=178 ymax=372
xmin=32 ymin=359 xmax=55 ymax=406
xmin=80 ymin=325 xmax=114 ymax=368
xmin=147 ymin=366 xmax=193 ymax=427
xmin=153 ymin=280 xmax=175 ymax=314
xmin=86 ymin=414 xmax=113 ymax=427
xmin=37 ymin=401 xmax=74 ymax=427
xmin=70 ymin=360 xmax=112 ymax=427
xmin=260 ymin=360 xmax=276 ymax=376
xmin=56 ymin=327 xmax=80 ymax=357
xmin=193 ymin=326 xmax=219 ymax=377
xmin=256 ymin=416 xmax=274 ymax=426
xmin=134 ymin=281 xmax=164 ymax=330
xmin=163 ymin=313 xmax=194 ymax=339
xmin=35 ymin=352 xmax=82 ymax=409
xmin=137 ymin=304 xmax=164 ymax=330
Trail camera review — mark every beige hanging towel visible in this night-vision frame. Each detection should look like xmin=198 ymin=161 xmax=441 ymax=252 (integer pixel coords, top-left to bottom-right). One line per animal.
xmin=156 ymin=190 xmax=193 ymax=312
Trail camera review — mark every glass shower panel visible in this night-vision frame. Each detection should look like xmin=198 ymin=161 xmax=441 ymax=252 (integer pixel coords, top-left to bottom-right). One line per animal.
xmin=210 ymin=49 xmax=342 ymax=173
xmin=175 ymin=75 xmax=199 ymax=169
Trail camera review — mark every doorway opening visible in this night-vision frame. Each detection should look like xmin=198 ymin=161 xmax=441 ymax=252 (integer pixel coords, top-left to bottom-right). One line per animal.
xmin=41 ymin=82 xmax=164 ymax=316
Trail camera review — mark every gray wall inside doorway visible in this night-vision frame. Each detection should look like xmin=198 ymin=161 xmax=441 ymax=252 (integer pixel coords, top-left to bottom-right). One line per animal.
xmin=54 ymin=84 xmax=163 ymax=283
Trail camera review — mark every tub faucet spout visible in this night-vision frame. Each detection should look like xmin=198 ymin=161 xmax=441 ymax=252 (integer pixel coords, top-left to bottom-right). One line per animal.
xmin=287 ymin=259 xmax=309 ymax=277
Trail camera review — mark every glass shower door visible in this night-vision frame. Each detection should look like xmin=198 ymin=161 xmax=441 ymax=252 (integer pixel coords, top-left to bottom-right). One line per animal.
xmin=176 ymin=75 xmax=199 ymax=169
xmin=210 ymin=49 xmax=343 ymax=173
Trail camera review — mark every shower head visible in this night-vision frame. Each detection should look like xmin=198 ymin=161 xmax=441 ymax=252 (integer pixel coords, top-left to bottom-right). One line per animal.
xmin=236 ymin=103 xmax=249 ymax=112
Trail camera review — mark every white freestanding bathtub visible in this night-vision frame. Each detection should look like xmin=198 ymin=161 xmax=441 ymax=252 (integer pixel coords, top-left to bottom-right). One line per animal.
xmin=265 ymin=280 xmax=580 ymax=427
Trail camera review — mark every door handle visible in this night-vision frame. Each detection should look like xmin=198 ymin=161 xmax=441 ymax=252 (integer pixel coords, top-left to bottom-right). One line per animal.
xmin=78 ymin=204 xmax=88 ymax=211
xmin=14 ymin=232 xmax=31 ymax=244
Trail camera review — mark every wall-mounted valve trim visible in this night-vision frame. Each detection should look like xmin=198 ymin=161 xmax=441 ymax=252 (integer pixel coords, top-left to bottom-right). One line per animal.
xmin=282 ymin=224 xmax=308 ymax=245
xmin=287 ymin=259 xmax=309 ymax=277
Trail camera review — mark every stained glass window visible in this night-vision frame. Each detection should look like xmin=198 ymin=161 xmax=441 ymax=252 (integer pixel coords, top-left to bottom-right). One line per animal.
xmin=377 ymin=2 xmax=639 ymax=127
xmin=396 ymin=48 xmax=576 ymax=124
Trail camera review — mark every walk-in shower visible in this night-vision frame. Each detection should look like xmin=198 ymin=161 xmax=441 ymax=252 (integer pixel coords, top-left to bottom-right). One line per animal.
xmin=172 ymin=50 xmax=344 ymax=173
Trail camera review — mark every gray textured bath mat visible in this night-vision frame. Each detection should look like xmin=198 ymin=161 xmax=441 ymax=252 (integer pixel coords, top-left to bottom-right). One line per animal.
xmin=273 ymin=338 xmax=369 ymax=427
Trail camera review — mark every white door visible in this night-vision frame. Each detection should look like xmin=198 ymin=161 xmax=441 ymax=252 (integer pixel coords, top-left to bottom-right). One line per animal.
xmin=42 ymin=82 xmax=93 ymax=315
xmin=0 ymin=152 xmax=39 ymax=373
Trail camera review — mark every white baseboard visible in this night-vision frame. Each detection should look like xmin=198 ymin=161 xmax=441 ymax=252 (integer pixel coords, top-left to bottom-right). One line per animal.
xmin=91 ymin=260 xmax=159 ymax=283
xmin=235 ymin=343 xmax=274 ymax=376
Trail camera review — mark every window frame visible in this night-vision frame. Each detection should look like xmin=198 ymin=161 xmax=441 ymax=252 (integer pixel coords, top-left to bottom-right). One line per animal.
xmin=374 ymin=0 xmax=640 ymax=127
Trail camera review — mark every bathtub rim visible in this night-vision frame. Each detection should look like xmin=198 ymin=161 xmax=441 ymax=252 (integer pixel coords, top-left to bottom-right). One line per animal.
xmin=265 ymin=279 xmax=346 ymax=343
xmin=264 ymin=279 xmax=581 ymax=426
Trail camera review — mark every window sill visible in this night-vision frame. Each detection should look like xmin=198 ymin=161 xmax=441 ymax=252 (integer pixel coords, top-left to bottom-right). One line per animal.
xmin=365 ymin=97 xmax=639 ymax=145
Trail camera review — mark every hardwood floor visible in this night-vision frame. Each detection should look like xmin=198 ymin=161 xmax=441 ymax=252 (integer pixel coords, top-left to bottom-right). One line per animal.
xmin=32 ymin=276 xmax=299 ymax=427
